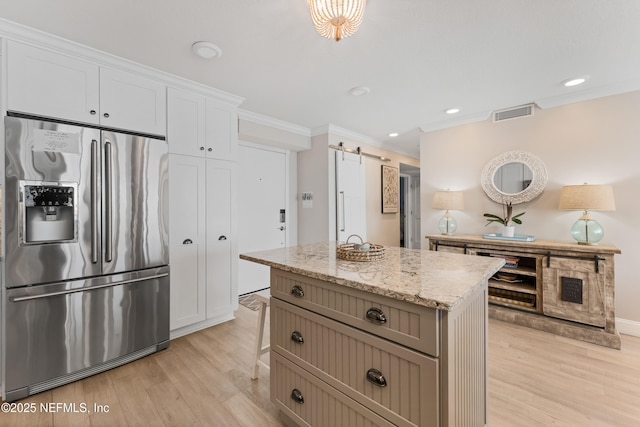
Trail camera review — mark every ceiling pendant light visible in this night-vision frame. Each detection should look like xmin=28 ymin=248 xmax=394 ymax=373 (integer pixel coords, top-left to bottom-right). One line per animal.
xmin=307 ymin=0 xmax=367 ymax=42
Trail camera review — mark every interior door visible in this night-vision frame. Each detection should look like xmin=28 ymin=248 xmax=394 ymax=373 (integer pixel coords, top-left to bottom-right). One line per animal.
xmin=237 ymin=144 xmax=287 ymax=295
xmin=335 ymin=151 xmax=367 ymax=242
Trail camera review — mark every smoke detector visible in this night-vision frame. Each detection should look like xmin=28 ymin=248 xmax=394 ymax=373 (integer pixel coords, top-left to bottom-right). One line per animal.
xmin=192 ymin=41 xmax=222 ymax=59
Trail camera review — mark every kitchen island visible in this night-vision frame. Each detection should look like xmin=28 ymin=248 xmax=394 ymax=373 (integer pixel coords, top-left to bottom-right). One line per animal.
xmin=241 ymin=242 xmax=504 ymax=427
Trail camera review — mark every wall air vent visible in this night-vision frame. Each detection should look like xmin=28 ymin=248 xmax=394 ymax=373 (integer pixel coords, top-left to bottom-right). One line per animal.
xmin=493 ymin=104 xmax=535 ymax=123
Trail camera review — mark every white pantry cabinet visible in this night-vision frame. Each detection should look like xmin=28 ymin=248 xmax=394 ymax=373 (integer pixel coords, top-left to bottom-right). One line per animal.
xmin=167 ymin=87 xmax=237 ymax=160
xmin=7 ymin=40 xmax=166 ymax=136
xmin=168 ymin=155 xmax=207 ymax=329
xmin=168 ymin=155 xmax=237 ymax=334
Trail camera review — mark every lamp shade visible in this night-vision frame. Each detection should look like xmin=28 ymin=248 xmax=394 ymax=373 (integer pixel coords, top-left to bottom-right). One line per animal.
xmin=308 ymin=0 xmax=367 ymax=41
xmin=432 ymin=191 xmax=464 ymax=211
xmin=558 ymin=184 xmax=616 ymax=211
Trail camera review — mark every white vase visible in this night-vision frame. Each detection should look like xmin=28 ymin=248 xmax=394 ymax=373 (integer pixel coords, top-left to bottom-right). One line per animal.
xmin=503 ymin=225 xmax=515 ymax=237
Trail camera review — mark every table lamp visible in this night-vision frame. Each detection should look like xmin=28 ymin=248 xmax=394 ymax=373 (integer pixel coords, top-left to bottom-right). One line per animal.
xmin=432 ymin=190 xmax=464 ymax=235
xmin=558 ymin=183 xmax=615 ymax=245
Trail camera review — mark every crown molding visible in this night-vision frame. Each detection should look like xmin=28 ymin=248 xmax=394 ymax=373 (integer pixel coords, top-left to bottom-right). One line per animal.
xmin=238 ymin=109 xmax=310 ymax=136
xmin=534 ymin=79 xmax=640 ymax=110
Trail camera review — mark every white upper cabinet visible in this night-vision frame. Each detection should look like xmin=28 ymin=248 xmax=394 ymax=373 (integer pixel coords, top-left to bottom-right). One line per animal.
xmin=167 ymin=87 xmax=206 ymax=156
xmin=205 ymin=98 xmax=237 ymax=161
xmin=7 ymin=40 xmax=100 ymax=125
xmin=99 ymin=67 xmax=166 ymax=136
xmin=168 ymin=87 xmax=238 ymax=160
xmin=7 ymin=40 xmax=166 ymax=136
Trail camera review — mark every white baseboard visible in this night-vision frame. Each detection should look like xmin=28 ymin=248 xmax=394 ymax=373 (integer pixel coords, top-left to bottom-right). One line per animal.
xmin=616 ymin=317 xmax=640 ymax=337
xmin=169 ymin=311 xmax=235 ymax=340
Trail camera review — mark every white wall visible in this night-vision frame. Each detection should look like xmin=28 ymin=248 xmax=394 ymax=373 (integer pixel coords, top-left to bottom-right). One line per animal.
xmin=420 ymin=90 xmax=640 ymax=327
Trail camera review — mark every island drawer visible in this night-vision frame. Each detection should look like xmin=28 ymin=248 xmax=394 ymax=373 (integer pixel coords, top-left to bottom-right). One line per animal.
xmin=272 ymin=298 xmax=438 ymax=427
xmin=272 ymin=352 xmax=395 ymax=427
xmin=271 ymin=270 xmax=440 ymax=356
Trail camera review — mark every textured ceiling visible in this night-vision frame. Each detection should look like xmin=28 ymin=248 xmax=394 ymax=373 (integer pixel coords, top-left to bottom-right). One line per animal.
xmin=1 ymin=0 xmax=640 ymax=157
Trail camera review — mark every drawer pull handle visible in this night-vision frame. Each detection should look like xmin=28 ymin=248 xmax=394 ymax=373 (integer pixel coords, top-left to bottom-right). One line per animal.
xmin=366 ymin=368 xmax=387 ymax=387
xmin=182 ymin=238 xmax=193 ymax=245
xmin=366 ymin=307 xmax=387 ymax=324
xmin=291 ymin=330 xmax=304 ymax=344
xmin=291 ymin=388 xmax=304 ymax=404
xmin=291 ymin=285 xmax=305 ymax=298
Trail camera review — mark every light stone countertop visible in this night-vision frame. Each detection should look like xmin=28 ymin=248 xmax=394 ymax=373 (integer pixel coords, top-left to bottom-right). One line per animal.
xmin=240 ymin=242 xmax=504 ymax=311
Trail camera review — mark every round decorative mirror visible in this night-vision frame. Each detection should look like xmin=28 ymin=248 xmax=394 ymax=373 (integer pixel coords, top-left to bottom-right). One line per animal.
xmin=481 ymin=151 xmax=548 ymax=204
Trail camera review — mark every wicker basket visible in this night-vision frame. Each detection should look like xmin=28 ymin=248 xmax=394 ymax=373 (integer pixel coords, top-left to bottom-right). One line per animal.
xmin=336 ymin=234 xmax=384 ymax=262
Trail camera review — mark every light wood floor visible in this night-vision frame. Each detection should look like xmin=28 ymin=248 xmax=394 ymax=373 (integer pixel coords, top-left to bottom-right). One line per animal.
xmin=3 ymin=305 xmax=640 ymax=426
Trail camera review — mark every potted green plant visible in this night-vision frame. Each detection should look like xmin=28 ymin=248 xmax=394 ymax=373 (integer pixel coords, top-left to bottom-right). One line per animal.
xmin=484 ymin=202 xmax=525 ymax=237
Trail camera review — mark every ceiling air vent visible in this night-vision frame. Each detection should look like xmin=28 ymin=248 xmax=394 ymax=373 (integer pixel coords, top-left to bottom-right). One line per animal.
xmin=493 ymin=104 xmax=535 ymax=123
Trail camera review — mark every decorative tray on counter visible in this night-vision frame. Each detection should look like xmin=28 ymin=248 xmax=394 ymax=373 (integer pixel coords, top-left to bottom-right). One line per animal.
xmin=337 ymin=234 xmax=384 ymax=262
xmin=483 ymin=233 xmax=536 ymax=242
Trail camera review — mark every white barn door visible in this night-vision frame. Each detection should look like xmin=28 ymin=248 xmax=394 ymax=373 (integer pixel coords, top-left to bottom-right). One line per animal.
xmin=335 ymin=151 xmax=366 ymax=243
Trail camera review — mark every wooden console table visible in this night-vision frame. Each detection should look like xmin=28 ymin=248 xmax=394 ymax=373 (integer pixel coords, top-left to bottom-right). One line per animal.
xmin=426 ymin=234 xmax=622 ymax=349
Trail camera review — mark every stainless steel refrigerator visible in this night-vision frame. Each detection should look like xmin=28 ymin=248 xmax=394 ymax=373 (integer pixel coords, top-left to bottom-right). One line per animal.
xmin=3 ymin=114 xmax=169 ymax=401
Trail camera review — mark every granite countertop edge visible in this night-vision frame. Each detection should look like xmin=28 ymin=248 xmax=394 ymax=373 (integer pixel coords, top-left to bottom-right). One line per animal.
xmin=240 ymin=245 xmax=504 ymax=311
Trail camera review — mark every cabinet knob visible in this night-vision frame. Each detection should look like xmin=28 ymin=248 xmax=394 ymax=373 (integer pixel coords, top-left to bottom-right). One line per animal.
xmin=290 ymin=285 xmax=304 ymax=298
xmin=103 ymin=113 xmax=110 ymax=118
xmin=366 ymin=307 xmax=387 ymax=325
xmin=90 ymin=110 xmax=96 ymax=115
xmin=290 ymin=389 xmax=304 ymax=404
xmin=291 ymin=330 xmax=304 ymax=344
xmin=208 ymin=147 xmax=213 ymax=152
xmin=366 ymin=368 xmax=387 ymax=387
xmin=200 ymin=146 xmax=205 ymax=150
xmin=182 ymin=238 xmax=193 ymax=245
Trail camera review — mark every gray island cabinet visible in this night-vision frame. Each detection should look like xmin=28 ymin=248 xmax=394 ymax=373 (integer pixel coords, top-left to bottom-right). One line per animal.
xmin=241 ymin=243 xmax=504 ymax=427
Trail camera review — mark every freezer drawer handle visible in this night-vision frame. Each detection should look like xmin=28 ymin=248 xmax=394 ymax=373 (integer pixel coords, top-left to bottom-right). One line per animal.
xmin=183 ymin=239 xmax=193 ymax=245
xmin=366 ymin=307 xmax=387 ymax=325
xmin=366 ymin=368 xmax=387 ymax=387
xmin=9 ymin=273 xmax=169 ymax=302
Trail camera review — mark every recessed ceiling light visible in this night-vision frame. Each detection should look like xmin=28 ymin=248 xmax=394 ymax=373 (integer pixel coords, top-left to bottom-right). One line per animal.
xmin=192 ymin=41 xmax=222 ymax=59
xmin=563 ymin=77 xmax=587 ymax=87
xmin=389 ymin=132 xmax=399 ymax=137
xmin=349 ymin=86 xmax=370 ymax=97
xmin=445 ymin=108 xmax=460 ymax=114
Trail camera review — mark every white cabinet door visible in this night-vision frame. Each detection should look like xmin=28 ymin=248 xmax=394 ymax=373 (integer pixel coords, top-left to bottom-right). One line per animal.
xmin=100 ymin=67 xmax=167 ymax=136
xmin=205 ymin=98 xmax=237 ymax=161
xmin=7 ymin=40 xmax=100 ymax=125
xmin=169 ymin=155 xmax=207 ymax=330
xmin=167 ymin=88 xmax=206 ymax=156
xmin=206 ymin=159 xmax=238 ymax=319
xmin=167 ymin=88 xmax=237 ymax=160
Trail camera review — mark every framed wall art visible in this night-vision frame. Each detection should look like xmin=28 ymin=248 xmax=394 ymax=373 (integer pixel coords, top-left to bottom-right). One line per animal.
xmin=381 ymin=165 xmax=399 ymax=214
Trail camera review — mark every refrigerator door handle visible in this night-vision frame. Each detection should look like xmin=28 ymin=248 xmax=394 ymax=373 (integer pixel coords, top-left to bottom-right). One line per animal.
xmin=91 ymin=139 xmax=99 ymax=264
xmin=9 ymin=273 xmax=169 ymax=302
xmin=104 ymin=140 xmax=113 ymax=263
